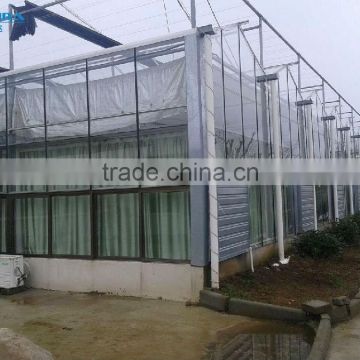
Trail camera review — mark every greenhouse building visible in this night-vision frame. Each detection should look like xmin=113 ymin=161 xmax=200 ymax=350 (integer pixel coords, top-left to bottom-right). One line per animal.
xmin=0 ymin=2 xmax=359 ymax=301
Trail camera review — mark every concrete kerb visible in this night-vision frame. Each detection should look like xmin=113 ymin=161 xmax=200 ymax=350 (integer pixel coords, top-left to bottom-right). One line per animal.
xmin=228 ymin=298 xmax=307 ymax=322
xmin=199 ymin=289 xmax=360 ymax=360
xmin=307 ymin=314 xmax=332 ymax=360
xmin=199 ymin=289 xmax=229 ymax=312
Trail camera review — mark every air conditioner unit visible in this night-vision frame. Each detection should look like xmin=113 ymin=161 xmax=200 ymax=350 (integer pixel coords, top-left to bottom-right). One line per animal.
xmin=0 ymin=255 xmax=24 ymax=289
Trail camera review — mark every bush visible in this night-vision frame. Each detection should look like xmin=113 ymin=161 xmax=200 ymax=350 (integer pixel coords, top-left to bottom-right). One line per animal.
xmin=295 ymin=230 xmax=343 ymax=259
xmin=330 ymin=216 xmax=360 ymax=245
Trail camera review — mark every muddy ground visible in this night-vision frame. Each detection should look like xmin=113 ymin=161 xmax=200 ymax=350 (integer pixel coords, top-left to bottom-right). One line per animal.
xmin=0 ymin=289 xmax=301 ymax=360
xmin=221 ymin=247 xmax=360 ymax=308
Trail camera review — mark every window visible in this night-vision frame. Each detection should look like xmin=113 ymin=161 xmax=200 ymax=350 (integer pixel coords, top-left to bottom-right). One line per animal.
xmin=144 ymin=191 xmax=190 ymax=260
xmin=15 ymin=197 xmax=48 ymax=255
xmin=97 ymin=193 xmax=139 ymax=257
xmin=52 ymin=195 xmax=91 ymax=256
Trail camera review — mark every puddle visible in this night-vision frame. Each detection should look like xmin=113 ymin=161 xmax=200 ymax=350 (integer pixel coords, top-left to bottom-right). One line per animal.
xmin=205 ymin=321 xmax=313 ymax=360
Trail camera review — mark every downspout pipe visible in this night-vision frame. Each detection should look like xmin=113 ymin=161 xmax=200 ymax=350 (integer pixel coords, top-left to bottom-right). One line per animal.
xmin=343 ymin=128 xmax=354 ymax=215
xmin=331 ymin=120 xmax=339 ymax=221
xmin=271 ymin=79 xmax=285 ymax=263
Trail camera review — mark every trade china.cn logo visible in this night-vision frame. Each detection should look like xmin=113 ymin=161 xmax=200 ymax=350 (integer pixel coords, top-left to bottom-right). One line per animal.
xmin=0 ymin=12 xmax=25 ymax=33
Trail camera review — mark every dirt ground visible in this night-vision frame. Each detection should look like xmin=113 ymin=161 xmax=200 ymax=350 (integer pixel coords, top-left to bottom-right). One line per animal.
xmin=221 ymin=247 xmax=360 ymax=308
xmin=0 ymin=289 xmax=299 ymax=360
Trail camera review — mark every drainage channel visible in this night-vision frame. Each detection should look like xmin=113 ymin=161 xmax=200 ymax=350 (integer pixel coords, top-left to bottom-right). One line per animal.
xmin=204 ymin=321 xmax=314 ymax=360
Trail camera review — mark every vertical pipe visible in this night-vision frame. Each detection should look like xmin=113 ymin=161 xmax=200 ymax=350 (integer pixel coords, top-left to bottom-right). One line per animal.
xmin=270 ymin=80 xmax=285 ymax=262
xmin=306 ymin=104 xmax=317 ymax=230
xmin=191 ymin=0 xmax=196 ymax=28
xmin=346 ymin=130 xmax=355 ymax=215
xmin=237 ymin=25 xmax=245 ymax=157
xmin=330 ymin=120 xmax=339 ymax=220
xmin=322 ymin=81 xmax=333 ymax=222
xmin=8 ymin=5 xmax=14 ymax=70
xmin=203 ymin=35 xmax=219 ymax=288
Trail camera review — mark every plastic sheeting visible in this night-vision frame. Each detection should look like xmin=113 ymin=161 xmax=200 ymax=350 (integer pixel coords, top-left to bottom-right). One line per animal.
xmin=3 ymin=57 xmax=186 ymax=143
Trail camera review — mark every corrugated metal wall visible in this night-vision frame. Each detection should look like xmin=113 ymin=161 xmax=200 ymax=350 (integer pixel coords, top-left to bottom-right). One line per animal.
xmin=298 ymin=186 xmax=315 ymax=232
xmin=217 ymin=186 xmax=250 ymax=261
xmin=337 ymin=185 xmax=346 ymax=219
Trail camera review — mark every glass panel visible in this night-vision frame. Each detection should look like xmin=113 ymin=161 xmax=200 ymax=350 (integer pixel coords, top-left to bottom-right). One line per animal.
xmin=283 ymin=186 xmax=295 ymax=235
xmin=45 ymin=61 xmax=87 ymax=126
xmin=279 ymin=70 xmax=292 ymax=158
xmin=88 ymin=50 xmax=136 ymax=137
xmin=261 ymin=186 xmax=275 ymax=243
xmin=222 ymin=29 xmax=244 ymax=159
xmin=52 ymin=195 xmax=91 ymax=256
xmin=7 ymin=71 xmax=44 ymax=130
xmin=144 ymin=191 xmax=190 ymax=260
xmin=89 ymin=51 xmax=138 ymax=189
xmin=0 ymin=199 xmax=6 ymax=253
xmin=213 ymin=31 xmax=226 ymax=158
xmin=288 ymin=68 xmax=300 ymax=158
xmin=97 ymin=193 xmax=139 ymax=257
xmin=239 ymin=31 xmax=258 ymax=158
xmin=7 ymin=71 xmax=46 ymax=193
xmin=15 ymin=197 xmax=48 ymax=255
xmin=316 ymin=185 xmax=329 ymax=223
xmin=137 ymin=39 xmax=188 ymax=158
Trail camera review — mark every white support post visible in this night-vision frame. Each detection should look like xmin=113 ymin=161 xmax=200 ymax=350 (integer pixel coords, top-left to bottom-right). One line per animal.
xmin=270 ymin=80 xmax=285 ymax=263
xmin=346 ymin=130 xmax=355 ymax=215
xmin=203 ymin=36 xmax=219 ymax=289
xmin=306 ymin=105 xmax=318 ymax=230
xmin=331 ymin=120 xmax=339 ymax=221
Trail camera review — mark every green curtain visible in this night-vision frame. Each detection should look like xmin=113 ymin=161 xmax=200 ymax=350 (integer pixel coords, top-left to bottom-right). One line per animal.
xmin=92 ymin=136 xmax=138 ymax=158
xmin=0 ymin=199 xmax=5 ymax=252
xmin=48 ymin=141 xmax=89 ymax=191
xmin=10 ymin=131 xmax=190 ymax=259
xmin=140 ymin=131 xmax=188 ymax=158
xmin=52 ymin=195 xmax=91 ymax=256
xmin=144 ymin=191 xmax=190 ymax=260
xmin=97 ymin=193 xmax=139 ymax=257
xmin=15 ymin=198 xmax=48 ymax=255
xmin=13 ymin=146 xmax=46 ymax=193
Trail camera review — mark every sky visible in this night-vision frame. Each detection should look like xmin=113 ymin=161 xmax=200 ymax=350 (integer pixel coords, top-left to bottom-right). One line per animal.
xmin=0 ymin=0 xmax=359 ymax=110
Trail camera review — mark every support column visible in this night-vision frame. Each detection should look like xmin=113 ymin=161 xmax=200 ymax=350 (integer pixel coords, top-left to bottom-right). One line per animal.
xmin=185 ymin=31 xmax=209 ymax=269
xmin=340 ymin=127 xmax=354 ymax=215
xmin=257 ymin=73 xmax=284 ymax=262
xmin=272 ymin=79 xmax=285 ymax=262
xmin=305 ymin=102 xmax=318 ymax=231
xmin=331 ymin=121 xmax=339 ymax=220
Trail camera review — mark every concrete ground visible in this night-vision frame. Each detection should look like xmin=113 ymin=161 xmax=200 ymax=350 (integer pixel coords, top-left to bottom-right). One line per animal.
xmin=0 ymin=289 xmax=291 ymax=360
xmin=327 ymin=315 xmax=360 ymax=360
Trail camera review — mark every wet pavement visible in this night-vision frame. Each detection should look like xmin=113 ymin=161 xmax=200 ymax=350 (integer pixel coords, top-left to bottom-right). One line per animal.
xmin=327 ymin=314 xmax=360 ymax=360
xmin=0 ymin=289 xmax=306 ymax=360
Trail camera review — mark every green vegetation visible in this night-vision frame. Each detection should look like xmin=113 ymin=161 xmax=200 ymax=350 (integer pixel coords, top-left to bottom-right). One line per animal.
xmin=295 ymin=230 xmax=342 ymax=259
xmin=295 ymin=214 xmax=360 ymax=259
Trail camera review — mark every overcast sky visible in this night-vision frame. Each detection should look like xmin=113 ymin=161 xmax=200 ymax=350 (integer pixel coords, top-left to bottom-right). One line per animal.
xmin=0 ymin=0 xmax=359 ymax=110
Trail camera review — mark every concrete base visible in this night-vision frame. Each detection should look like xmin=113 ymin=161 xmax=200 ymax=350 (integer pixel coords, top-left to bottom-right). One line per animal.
xmin=25 ymin=258 xmax=204 ymax=302
xmin=219 ymin=242 xmax=278 ymax=280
